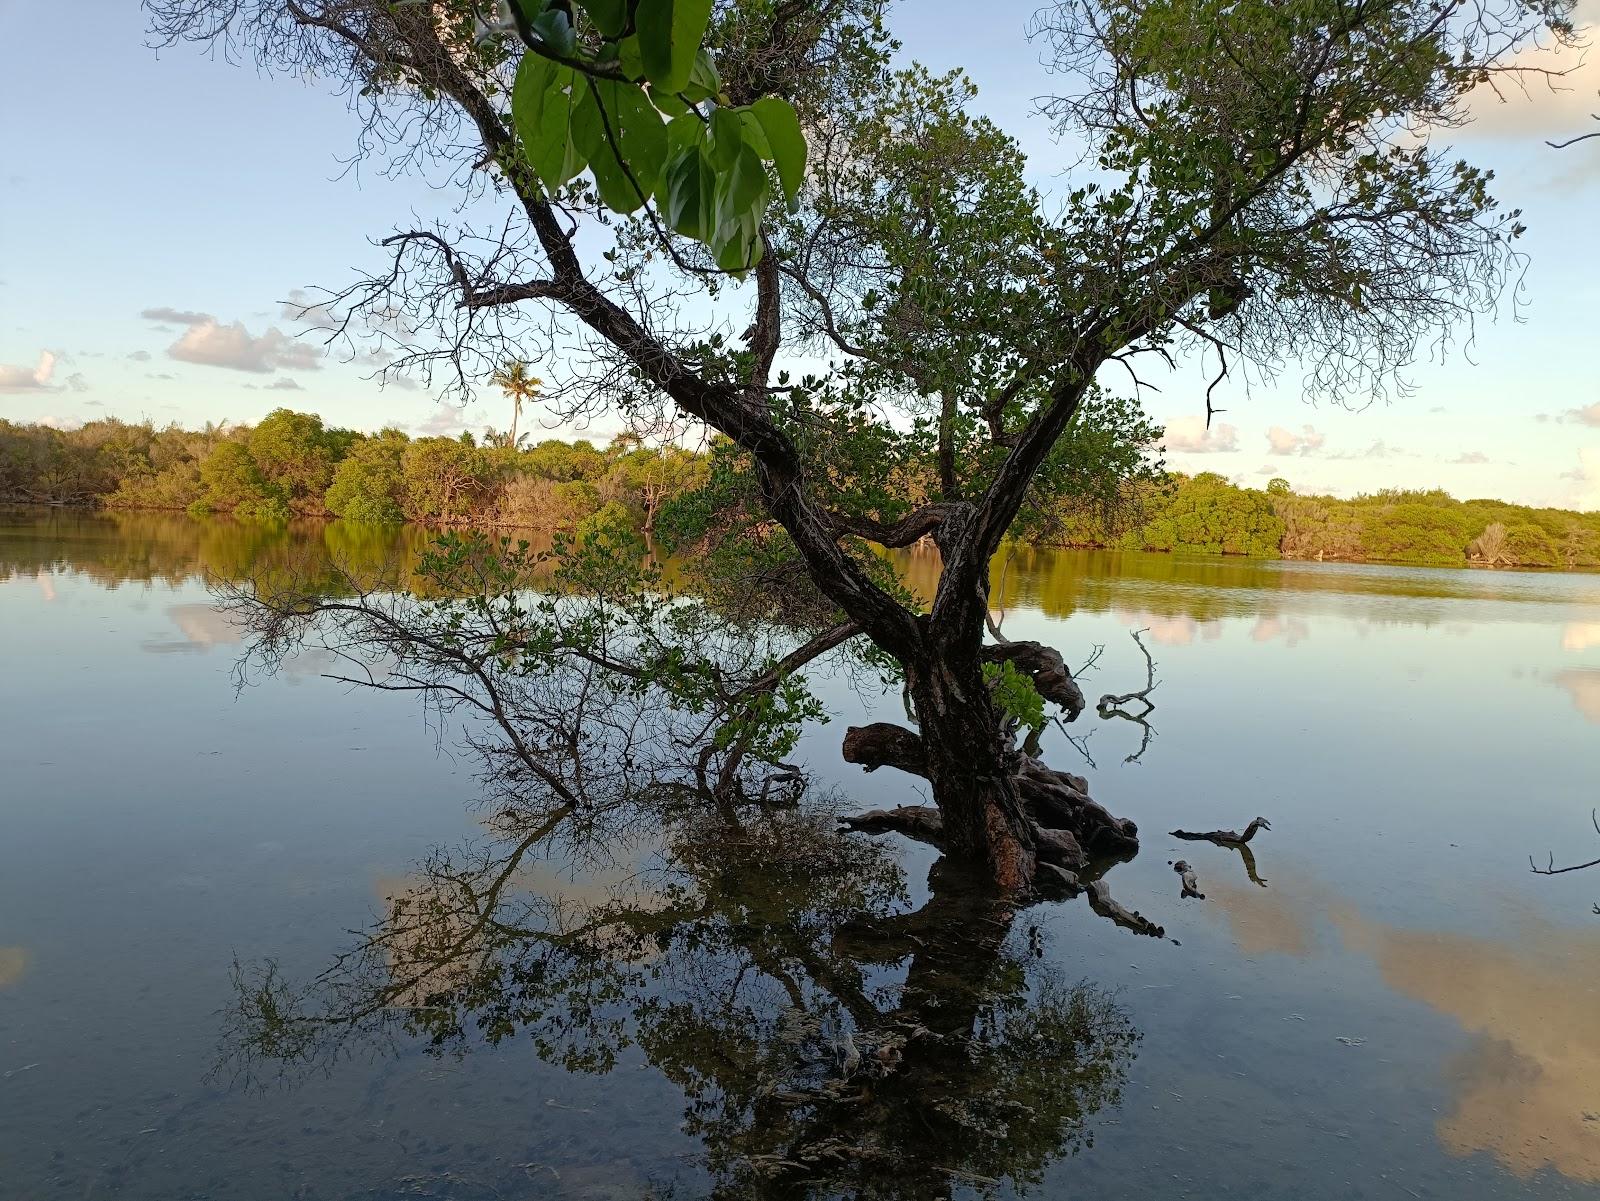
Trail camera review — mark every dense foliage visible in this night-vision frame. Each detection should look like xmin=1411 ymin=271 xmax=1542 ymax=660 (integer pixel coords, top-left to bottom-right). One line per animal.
xmin=1046 ymin=474 xmax=1600 ymax=569
xmin=0 ymin=412 xmax=706 ymax=533
xmin=4 ymin=415 xmax=1595 ymax=569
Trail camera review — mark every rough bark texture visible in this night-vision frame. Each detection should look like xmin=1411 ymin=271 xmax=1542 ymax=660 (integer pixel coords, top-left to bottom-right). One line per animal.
xmin=841 ymin=644 xmax=1141 ymax=902
xmin=982 ymin=641 xmax=1086 ymax=719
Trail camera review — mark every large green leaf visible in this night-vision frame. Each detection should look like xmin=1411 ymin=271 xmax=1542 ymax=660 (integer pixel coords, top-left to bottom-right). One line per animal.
xmin=584 ymin=79 xmax=669 ymax=212
xmin=714 ymin=139 xmax=768 ymax=232
xmin=512 ymin=54 xmax=592 ymax=190
xmin=636 ymin=0 xmax=713 ymax=95
xmin=708 ymin=107 xmax=745 ymax=173
xmin=661 ymin=141 xmax=718 ymax=242
xmin=572 ymin=0 xmax=626 ymax=38
xmin=749 ymin=96 xmax=806 ymax=209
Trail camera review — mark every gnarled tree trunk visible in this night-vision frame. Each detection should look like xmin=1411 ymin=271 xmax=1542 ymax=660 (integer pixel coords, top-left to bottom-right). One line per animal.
xmin=907 ymin=646 xmax=1038 ymax=895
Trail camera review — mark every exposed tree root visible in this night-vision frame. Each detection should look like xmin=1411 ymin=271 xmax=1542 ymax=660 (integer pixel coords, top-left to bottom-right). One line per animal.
xmin=1170 ymin=817 xmax=1271 ymax=846
xmin=839 ymin=714 xmax=1157 ymax=937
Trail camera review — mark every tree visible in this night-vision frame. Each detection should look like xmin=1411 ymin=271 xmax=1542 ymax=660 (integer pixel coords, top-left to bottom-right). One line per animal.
xmin=247 ymin=407 xmax=339 ymax=511
xmin=324 ymin=428 xmax=409 ymax=523
xmin=401 ymin=436 xmax=492 ymax=522
xmin=489 ymin=359 xmax=541 ymax=448
xmin=151 ymin=0 xmax=1578 ymax=892
xmin=192 ymin=441 xmax=290 ymax=521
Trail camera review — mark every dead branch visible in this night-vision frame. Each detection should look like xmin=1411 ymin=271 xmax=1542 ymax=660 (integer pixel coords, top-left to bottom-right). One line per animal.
xmin=1096 ymin=628 xmax=1158 ymax=717
xmin=1547 ymin=114 xmax=1599 ymax=149
xmin=1171 ymin=817 xmax=1271 ymax=846
xmin=1529 ymin=809 xmax=1600 ymax=875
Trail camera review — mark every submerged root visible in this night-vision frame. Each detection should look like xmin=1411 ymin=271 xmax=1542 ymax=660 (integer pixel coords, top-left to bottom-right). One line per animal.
xmin=839 ymin=721 xmax=1157 ymax=935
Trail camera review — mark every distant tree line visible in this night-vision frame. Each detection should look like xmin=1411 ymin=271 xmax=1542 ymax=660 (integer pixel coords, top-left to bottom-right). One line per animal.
xmin=1037 ymin=472 xmax=1600 ymax=569
xmin=0 ymin=411 xmax=706 ymax=536
xmin=3 ymin=415 xmax=1596 ymax=569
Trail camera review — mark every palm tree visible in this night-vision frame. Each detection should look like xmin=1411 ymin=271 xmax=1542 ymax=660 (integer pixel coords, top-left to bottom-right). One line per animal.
xmin=489 ymin=361 xmax=541 ymax=449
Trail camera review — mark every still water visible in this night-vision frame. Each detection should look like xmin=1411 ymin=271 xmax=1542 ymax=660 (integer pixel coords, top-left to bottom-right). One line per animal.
xmin=3 ymin=508 xmax=1600 ymax=1199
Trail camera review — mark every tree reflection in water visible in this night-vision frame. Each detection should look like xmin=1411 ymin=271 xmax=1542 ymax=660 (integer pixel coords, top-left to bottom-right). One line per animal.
xmin=215 ymin=532 xmax=1142 ymax=1198
xmin=226 ymin=796 xmax=1137 ymax=1198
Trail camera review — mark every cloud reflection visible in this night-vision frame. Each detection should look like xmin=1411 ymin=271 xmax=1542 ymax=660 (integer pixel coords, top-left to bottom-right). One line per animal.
xmin=0 ymin=946 xmax=32 ymax=990
xmin=1562 ymin=623 xmax=1600 ymax=653
xmin=1334 ymin=911 xmax=1600 ymax=1183
xmin=1205 ymin=870 xmax=1600 ymax=1182
xmin=1554 ymin=670 xmax=1600 ymax=725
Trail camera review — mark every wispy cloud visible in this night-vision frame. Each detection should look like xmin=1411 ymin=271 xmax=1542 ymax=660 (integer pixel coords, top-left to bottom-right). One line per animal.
xmin=1266 ymin=424 xmax=1326 ymax=456
xmin=414 ymin=403 xmax=466 ymax=437
xmin=140 ymin=306 xmax=323 ymax=374
xmin=1164 ymin=414 xmax=1239 ymax=453
xmin=1452 ymin=451 xmax=1490 ymax=465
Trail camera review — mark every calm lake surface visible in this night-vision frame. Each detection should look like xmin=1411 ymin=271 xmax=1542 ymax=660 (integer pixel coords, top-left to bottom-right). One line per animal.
xmin=4 ymin=508 xmax=1600 ymax=1199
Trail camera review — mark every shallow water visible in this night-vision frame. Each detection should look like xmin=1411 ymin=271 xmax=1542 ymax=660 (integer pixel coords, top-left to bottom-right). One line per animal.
xmin=3 ymin=508 xmax=1600 ymax=1199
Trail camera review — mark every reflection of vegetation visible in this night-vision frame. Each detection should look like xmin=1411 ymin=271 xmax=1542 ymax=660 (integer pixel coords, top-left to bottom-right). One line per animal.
xmin=225 ymin=796 xmax=1136 ymax=1199
xmin=215 ymin=523 xmax=1140 ymax=1195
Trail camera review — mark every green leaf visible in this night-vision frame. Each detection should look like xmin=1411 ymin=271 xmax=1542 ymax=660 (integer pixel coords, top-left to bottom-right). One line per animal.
xmin=586 ymin=80 xmax=668 ymax=212
xmin=572 ymin=0 xmax=626 ymax=38
xmin=681 ymin=49 xmax=721 ymax=104
xmin=737 ymin=108 xmax=771 ymax=159
xmin=708 ymin=107 xmax=745 ymax=172
xmin=715 ymin=139 xmax=768 ymax=232
xmin=635 ymin=0 xmax=713 ymax=95
xmin=749 ymin=97 xmax=806 ymax=209
xmin=512 ymin=54 xmax=591 ymax=190
xmin=617 ymin=34 xmax=645 ymax=79
xmin=531 ymin=8 xmax=577 ymax=57
xmin=661 ymin=142 xmax=718 ymax=242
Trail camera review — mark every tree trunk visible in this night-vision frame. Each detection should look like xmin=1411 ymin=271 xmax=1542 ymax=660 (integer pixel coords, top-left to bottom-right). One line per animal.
xmin=906 ymin=643 xmax=1037 ymax=895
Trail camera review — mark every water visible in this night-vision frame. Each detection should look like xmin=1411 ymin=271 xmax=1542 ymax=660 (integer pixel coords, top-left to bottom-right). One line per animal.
xmin=3 ymin=508 xmax=1600 ymax=1199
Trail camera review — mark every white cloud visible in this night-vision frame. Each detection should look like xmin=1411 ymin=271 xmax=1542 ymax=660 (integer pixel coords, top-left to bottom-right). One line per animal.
xmin=1266 ymin=424 xmax=1326 ymax=456
xmin=0 ymin=350 xmax=56 ymax=392
xmin=1567 ymin=403 xmax=1600 ymax=428
xmin=1326 ymin=440 xmax=1403 ymax=461
xmin=126 ymin=350 xmax=151 ymax=363
xmin=1463 ymin=1 xmax=1600 ymax=140
xmin=414 ymin=403 xmax=466 ymax=437
xmin=141 ymin=306 xmax=323 ymax=374
xmin=1164 ymin=414 xmax=1239 ymax=453
xmin=1453 ymin=451 xmax=1490 ymax=465
xmin=1566 ymin=448 xmax=1600 ymax=510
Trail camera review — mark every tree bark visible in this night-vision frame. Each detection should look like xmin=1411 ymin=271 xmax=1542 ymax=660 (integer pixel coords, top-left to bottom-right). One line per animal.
xmin=908 ymin=646 xmax=1038 ymax=895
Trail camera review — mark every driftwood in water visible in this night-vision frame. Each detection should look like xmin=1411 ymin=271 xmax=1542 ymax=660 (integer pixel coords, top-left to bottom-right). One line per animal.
xmin=1171 ymin=817 xmax=1271 ymax=847
xmin=1172 ymin=859 xmax=1205 ymax=900
xmin=839 ymin=806 xmax=944 ymax=846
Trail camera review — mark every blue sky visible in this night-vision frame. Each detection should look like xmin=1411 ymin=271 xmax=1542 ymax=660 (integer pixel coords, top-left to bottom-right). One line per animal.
xmin=1 ymin=0 xmax=1597 ymax=506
